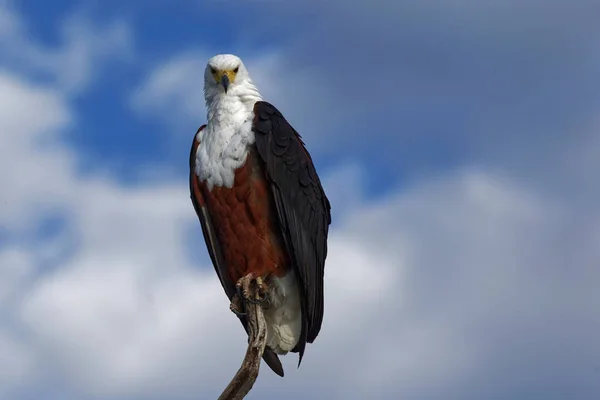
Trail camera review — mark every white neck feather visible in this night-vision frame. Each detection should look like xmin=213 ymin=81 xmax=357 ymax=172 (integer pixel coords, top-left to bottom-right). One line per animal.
xmin=204 ymin=78 xmax=262 ymax=121
xmin=195 ymin=79 xmax=263 ymax=190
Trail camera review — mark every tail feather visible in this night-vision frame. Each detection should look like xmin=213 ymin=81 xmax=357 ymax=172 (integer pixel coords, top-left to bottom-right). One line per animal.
xmin=262 ymin=348 xmax=284 ymax=377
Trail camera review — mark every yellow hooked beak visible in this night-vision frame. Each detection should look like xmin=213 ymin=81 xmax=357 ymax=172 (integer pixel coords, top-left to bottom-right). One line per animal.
xmin=212 ymin=69 xmax=237 ymax=93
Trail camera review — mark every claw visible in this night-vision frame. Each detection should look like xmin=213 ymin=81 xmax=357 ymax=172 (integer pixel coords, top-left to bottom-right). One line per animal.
xmin=230 ymin=291 xmax=247 ymax=316
xmin=230 ymin=303 xmax=246 ymax=317
xmin=234 ymin=273 xmax=271 ymax=310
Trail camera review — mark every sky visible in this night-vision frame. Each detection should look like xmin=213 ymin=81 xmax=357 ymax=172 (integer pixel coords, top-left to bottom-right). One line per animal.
xmin=1 ymin=0 xmax=600 ymax=399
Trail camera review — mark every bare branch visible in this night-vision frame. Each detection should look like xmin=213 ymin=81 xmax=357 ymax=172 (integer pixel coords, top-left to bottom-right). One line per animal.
xmin=218 ymin=282 xmax=268 ymax=400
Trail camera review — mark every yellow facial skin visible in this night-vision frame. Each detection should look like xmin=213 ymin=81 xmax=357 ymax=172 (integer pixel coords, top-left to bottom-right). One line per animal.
xmin=212 ymin=68 xmax=238 ymax=85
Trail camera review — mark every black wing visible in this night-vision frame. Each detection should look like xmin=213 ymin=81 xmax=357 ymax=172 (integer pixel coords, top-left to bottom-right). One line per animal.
xmin=189 ymin=125 xmax=285 ymax=377
xmin=252 ymin=101 xmax=332 ymax=364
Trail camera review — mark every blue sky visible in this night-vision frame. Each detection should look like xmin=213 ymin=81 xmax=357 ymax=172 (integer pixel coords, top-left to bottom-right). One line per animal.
xmin=1 ymin=0 xmax=600 ymax=399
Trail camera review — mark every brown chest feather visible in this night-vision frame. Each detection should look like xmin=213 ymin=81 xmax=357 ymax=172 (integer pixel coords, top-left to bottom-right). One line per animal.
xmin=199 ymin=150 xmax=289 ymax=283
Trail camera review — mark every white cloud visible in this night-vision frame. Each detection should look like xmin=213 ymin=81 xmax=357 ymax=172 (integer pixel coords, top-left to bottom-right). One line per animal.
xmin=0 ymin=3 xmax=134 ymax=231
xmin=0 ymin=4 xmax=133 ymax=94
xmin=52 ymin=13 xmax=133 ymax=93
xmin=0 ymin=72 xmax=74 ymax=233
xmin=130 ymin=51 xmax=210 ymax=128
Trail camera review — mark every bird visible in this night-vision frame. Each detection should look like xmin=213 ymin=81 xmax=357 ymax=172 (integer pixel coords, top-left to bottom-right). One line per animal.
xmin=189 ymin=54 xmax=331 ymax=377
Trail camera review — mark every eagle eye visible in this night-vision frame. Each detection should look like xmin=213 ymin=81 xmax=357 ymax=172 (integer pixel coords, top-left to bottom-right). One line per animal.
xmin=210 ymin=66 xmax=217 ymax=74
xmin=233 ymin=67 xmax=239 ymax=73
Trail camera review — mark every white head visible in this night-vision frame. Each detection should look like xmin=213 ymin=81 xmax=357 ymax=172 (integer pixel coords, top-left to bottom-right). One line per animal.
xmin=203 ymin=54 xmax=262 ymax=105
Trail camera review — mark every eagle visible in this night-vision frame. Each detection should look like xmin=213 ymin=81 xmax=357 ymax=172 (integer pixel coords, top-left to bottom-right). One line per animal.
xmin=189 ymin=54 xmax=331 ymax=377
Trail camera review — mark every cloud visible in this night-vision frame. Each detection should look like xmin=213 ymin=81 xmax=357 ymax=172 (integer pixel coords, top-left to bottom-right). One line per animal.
xmin=0 ymin=72 xmax=74 ymax=234
xmin=130 ymin=51 xmax=210 ymax=129
xmin=0 ymin=2 xmax=133 ymax=94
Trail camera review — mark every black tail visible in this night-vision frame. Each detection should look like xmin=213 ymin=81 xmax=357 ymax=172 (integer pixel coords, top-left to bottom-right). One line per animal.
xmin=262 ymin=348 xmax=284 ymax=377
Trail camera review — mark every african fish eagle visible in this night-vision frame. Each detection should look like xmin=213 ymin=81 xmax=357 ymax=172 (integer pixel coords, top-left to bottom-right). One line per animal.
xmin=189 ymin=54 xmax=331 ymax=377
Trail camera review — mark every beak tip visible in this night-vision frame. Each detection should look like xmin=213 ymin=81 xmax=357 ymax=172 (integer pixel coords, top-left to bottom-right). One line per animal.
xmin=220 ymin=75 xmax=230 ymax=93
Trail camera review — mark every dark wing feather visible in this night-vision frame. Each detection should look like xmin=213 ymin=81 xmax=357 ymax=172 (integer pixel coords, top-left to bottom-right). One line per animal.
xmin=252 ymin=102 xmax=332 ymax=364
xmin=189 ymin=125 xmax=284 ymax=377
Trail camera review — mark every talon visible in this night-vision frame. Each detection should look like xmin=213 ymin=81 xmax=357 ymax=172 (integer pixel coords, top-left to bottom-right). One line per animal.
xmin=234 ymin=274 xmax=271 ymax=309
xmin=230 ymin=303 xmax=246 ymax=316
xmin=245 ymin=290 xmax=270 ymax=307
xmin=230 ymin=291 xmax=246 ymax=316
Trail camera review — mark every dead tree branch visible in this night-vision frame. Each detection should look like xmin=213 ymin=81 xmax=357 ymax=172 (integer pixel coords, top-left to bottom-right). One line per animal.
xmin=218 ymin=282 xmax=268 ymax=400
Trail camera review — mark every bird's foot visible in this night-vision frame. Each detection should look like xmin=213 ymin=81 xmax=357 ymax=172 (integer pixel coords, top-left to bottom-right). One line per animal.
xmin=235 ymin=273 xmax=271 ymax=309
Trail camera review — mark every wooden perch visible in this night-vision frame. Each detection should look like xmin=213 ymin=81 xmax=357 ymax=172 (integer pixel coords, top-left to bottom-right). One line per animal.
xmin=218 ymin=282 xmax=268 ymax=400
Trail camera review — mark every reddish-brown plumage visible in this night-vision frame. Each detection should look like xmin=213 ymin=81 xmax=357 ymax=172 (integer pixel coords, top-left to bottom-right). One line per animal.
xmin=192 ymin=139 xmax=290 ymax=284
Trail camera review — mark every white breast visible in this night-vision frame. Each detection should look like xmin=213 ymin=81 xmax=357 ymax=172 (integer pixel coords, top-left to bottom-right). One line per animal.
xmin=194 ymin=97 xmax=256 ymax=190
